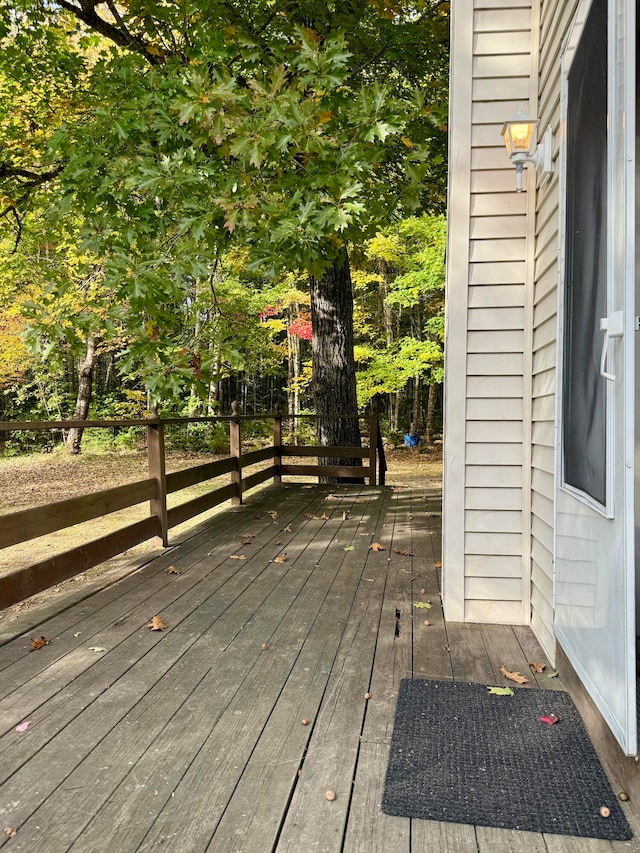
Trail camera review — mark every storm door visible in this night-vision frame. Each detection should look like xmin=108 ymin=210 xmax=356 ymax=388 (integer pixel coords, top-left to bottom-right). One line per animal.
xmin=555 ymin=0 xmax=636 ymax=754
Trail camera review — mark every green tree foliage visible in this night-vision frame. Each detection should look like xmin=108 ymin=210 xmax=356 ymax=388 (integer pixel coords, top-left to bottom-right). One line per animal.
xmin=354 ymin=214 xmax=445 ymax=436
xmin=0 ymin=0 xmax=448 ymax=417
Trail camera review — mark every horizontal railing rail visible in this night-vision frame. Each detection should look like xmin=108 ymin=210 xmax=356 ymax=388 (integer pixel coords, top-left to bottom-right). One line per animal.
xmin=0 ymin=407 xmax=386 ymax=609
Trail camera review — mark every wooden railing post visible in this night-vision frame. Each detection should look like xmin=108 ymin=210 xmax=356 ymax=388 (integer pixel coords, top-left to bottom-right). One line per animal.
xmin=147 ymin=419 xmax=168 ymax=546
xmin=230 ymin=401 xmax=242 ymax=505
xmin=273 ymin=404 xmax=282 ymax=486
xmin=368 ymin=415 xmax=378 ymax=487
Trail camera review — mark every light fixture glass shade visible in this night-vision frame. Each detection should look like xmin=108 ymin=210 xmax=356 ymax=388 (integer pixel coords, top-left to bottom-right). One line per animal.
xmin=501 ymin=111 xmax=539 ymax=157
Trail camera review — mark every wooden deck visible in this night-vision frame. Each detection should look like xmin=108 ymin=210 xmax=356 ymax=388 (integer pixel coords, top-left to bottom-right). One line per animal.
xmin=0 ymin=484 xmax=638 ymax=852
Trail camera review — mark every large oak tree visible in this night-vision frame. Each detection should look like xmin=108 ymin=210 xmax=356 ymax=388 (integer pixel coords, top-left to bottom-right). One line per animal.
xmin=0 ymin=0 xmax=448 ymax=460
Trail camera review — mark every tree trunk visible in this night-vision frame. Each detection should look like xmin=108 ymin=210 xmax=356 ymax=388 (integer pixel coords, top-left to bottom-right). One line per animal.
xmin=66 ymin=335 xmax=96 ymax=454
xmin=413 ymin=373 xmax=421 ymax=427
xmin=425 ymin=381 xmax=437 ymax=445
xmin=310 ymin=248 xmax=362 ymax=483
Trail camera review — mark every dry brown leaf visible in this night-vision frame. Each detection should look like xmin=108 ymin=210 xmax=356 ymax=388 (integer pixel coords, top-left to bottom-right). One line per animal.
xmin=268 ymin=510 xmax=278 ymax=521
xmin=29 ymin=636 xmax=49 ymax=652
xmin=273 ymin=553 xmax=287 ymax=563
xmin=305 ymin=513 xmax=317 ymax=519
xmin=230 ymin=554 xmax=246 ymax=560
xmin=166 ymin=565 xmax=180 ymax=574
xmin=434 ymin=561 xmax=442 ymax=568
xmin=370 ymin=542 xmax=386 ymax=552
xmin=3 ymin=828 xmax=16 ymax=838
xmin=342 ymin=511 xmax=349 ymax=520
xmin=283 ymin=525 xmax=293 ymax=533
xmin=394 ymin=548 xmax=413 ymax=556
xmin=528 ymin=661 xmax=546 ymax=673
xmin=147 ymin=616 xmax=167 ymax=631
xmin=241 ymin=539 xmax=254 ymax=546
xmin=320 ymin=513 xmax=329 ymax=520
xmin=500 ymin=665 xmax=529 ymax=685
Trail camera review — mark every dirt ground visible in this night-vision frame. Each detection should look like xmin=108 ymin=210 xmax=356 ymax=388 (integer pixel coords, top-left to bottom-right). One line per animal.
xmin=0 ymin=444 xmax=442 ymax=630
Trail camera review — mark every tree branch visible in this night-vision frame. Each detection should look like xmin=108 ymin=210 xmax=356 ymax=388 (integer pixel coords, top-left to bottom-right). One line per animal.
xmin=56 ymin=0 xmax=167 ymax=65
xmin=0 ymin=163 xmax=63 ymax=187
xmin=0 ymin=205 xmax=23 ymax=253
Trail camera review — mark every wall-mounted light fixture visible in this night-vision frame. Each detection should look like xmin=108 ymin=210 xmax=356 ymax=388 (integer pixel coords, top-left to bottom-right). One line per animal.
xmin=501 ymin=110 xmax=554 ymax=192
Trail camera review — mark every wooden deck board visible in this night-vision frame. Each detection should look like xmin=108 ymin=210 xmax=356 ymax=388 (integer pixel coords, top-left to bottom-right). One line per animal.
xmin=0 ymin=484 xmax=636 ymax=852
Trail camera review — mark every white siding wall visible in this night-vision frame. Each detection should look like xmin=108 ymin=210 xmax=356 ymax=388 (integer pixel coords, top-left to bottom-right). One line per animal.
xmin=445 ymin=0 xmax=580 ymax=661
xmin=530 ymin=0 xmax=580 ymax=659
xmin=443 ymin=0 xmax=536 ymax=626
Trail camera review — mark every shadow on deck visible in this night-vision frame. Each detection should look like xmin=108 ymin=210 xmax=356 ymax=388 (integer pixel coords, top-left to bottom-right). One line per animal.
xmin=0 ymin=484 xmax=636 ymax=852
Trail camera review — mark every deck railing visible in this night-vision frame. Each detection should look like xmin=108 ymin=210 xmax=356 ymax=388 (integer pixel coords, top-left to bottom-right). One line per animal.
xmin=0 ymin=409 xmax=386 ymax=609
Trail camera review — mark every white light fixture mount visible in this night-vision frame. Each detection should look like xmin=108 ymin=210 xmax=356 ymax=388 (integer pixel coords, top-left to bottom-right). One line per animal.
xmin=501 ymin=110 xmax=554 ymax=192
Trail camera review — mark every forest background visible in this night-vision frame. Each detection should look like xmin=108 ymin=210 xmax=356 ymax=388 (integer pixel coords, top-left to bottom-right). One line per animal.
xmin=0 ymin=0 xmax=449 ymax=456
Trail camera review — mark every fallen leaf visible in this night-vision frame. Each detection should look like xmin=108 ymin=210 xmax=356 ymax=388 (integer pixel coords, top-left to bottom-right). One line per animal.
xmin=500 ymin=665 xmax=529 ymax=685
xmin=29 ymin=636 xmax=49 ymax=651
xmin=166 ymin=565 xmax=180 ymax=574
xmin=394 ymin=548 xmax=413 ymax=556
xmin=320 ymin=513 xmax=329 ymax=520
xmin=240 ymin=540 xmax=253 ymax=546
xmin=370 ymin=543 xmax=386 ymax=551
xmin=273 ymin=553 xmax=287 ymax=563
xmin=230 ymin=554 xmax=246 ymax=560
xmin=268 ymin=510 xmax=278 ymax=521
xmin=414 ymin=601 xmax=432 ymax=609
xmin=305 ymin=513 xmax=317 ymax=519
xmin=434 ymin=561 xmax=442 ymax=568
xmin=302 ymin=485 xmax=314 ymax=489
xmin=283 ymin=525 xmax=293 ymax=533
xmin=15 ymin=721 xmax=29 ymax=733
xmin=3 ymin=828 xmax=16 ymax=838
xmin=326 ymin=493 xmax=335 ymax=500
xmin=147 ymin=616 xmax=167 ymax=631
xmin=342 ymin=511 xmax=349 ymax=520
xmin=73 ymin=632 xmax=81 ymax=638
xmin=547 ymin=670 xmax=559 ymax=679
xmin=528 ymin=661 xmax=546 ymax=673
xmin=487 ymin=686 xmax=514 ymax=696
xmin=89 ymin=646 xmax=107 ymax=652
xmin=539 ymin=714 xmax=559 ymax=725
xmin=343 ymin=545 xmax=355 ymax=551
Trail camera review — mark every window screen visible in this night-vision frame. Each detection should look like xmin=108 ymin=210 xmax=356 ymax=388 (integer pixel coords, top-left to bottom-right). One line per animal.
xmin=563 ymin=0 xmax=608 ymax=506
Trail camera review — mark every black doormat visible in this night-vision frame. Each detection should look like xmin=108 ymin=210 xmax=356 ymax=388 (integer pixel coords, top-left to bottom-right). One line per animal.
xmin=381 ymin=679 xmax=632 ymax=840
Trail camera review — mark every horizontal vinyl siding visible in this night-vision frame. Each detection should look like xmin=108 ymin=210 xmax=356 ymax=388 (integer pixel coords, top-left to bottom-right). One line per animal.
xmin=527 ymin=0 xmax=580 ymax=663
xmin=444 ymin=0 xmax=534 ymax=626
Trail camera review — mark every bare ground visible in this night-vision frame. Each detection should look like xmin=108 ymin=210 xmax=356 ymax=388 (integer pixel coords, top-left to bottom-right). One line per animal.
xmin=0 ymin=444 xmax=442 ymax=630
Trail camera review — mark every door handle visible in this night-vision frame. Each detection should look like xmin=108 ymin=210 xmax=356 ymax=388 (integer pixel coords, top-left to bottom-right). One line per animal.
xmin=599 ymin=311 xmax=624 ymax=381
